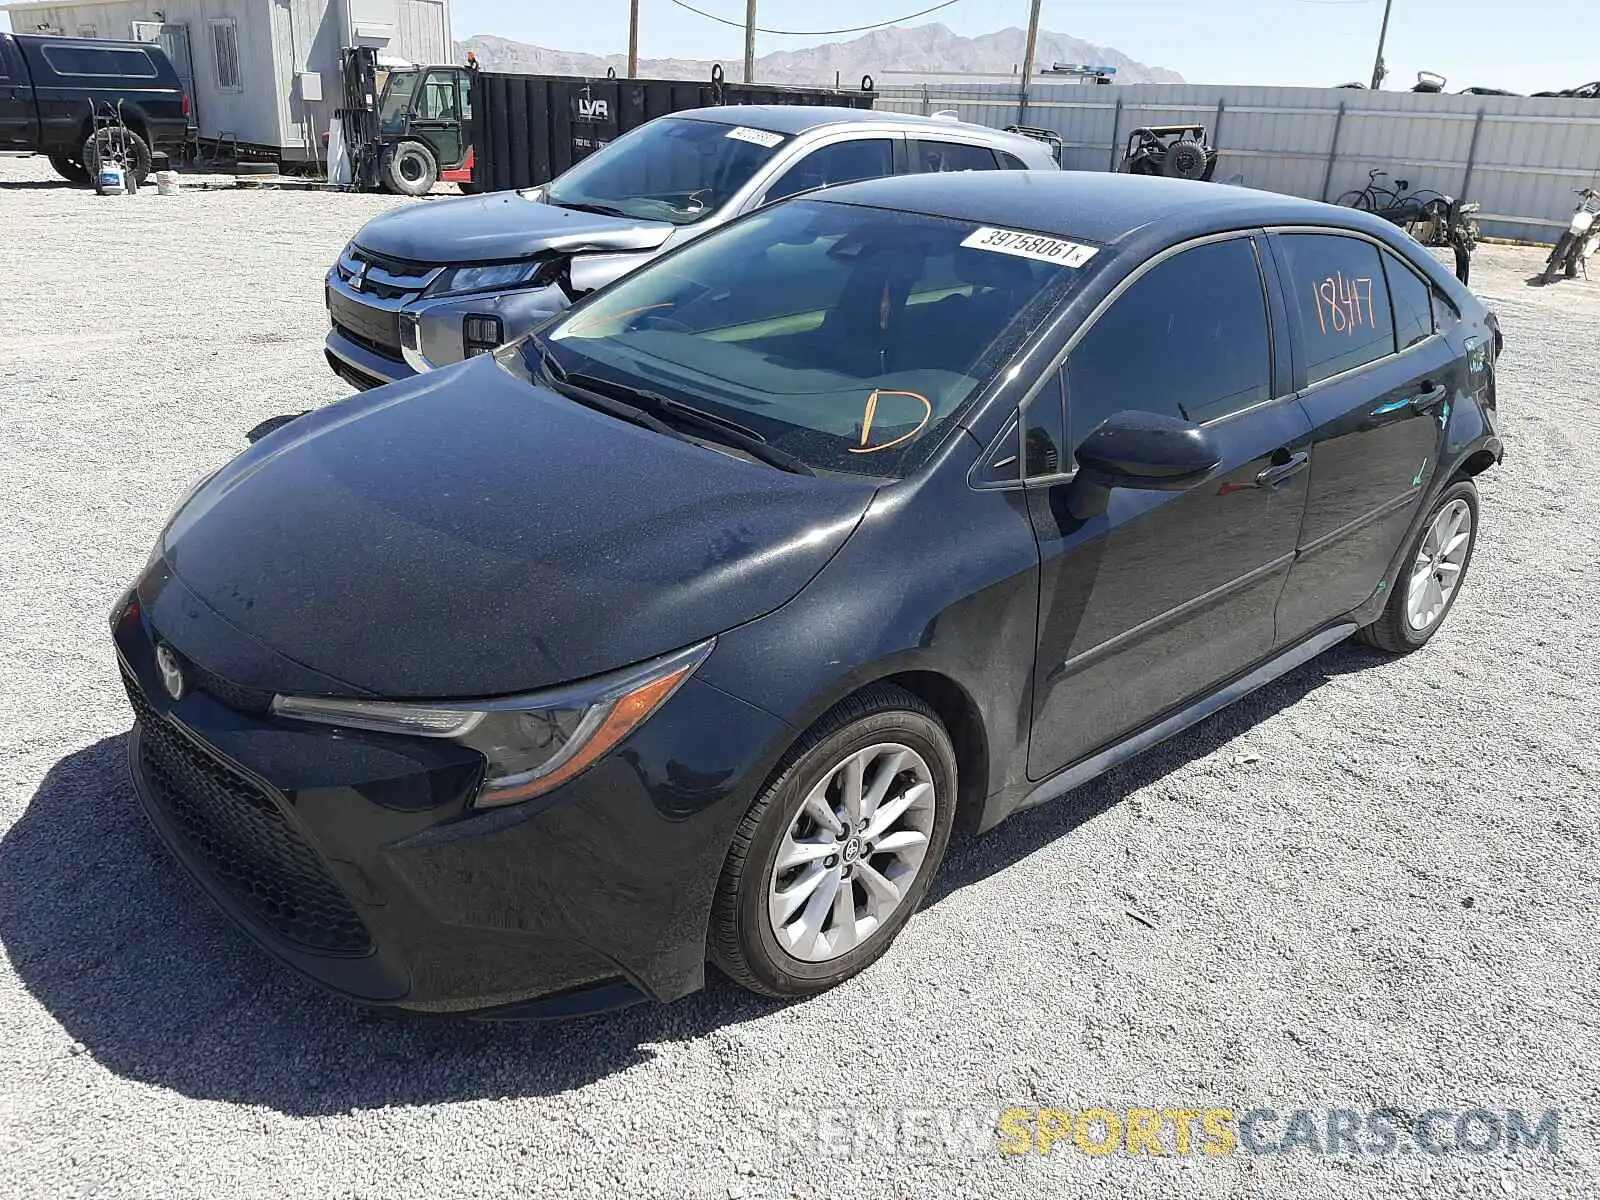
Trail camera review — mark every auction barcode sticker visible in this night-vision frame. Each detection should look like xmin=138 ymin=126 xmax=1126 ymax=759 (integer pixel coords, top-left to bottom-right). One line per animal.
xmin=961 ymin=226 xmax=1098 ymax=267
xmin=726 ymin=126 xmax=786 ymax=148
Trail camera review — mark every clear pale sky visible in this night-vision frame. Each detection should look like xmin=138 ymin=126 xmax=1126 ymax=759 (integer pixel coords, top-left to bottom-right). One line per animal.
xmin=453 ymin=0 xmax=1587 ymax=95
xmin=0 ymin=0 xmax=1584 ymax=95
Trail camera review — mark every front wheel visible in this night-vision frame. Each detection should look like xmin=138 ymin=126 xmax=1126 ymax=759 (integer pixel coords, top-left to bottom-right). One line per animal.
xmin=709 ymin=684 xmax=957 ymax=998
xmin=1358 ymin=479 xmax=1479 ymax=654
xmin=1543 ymin=232 xmax=1575 ymax=284
xmin=380 ymin=140 xmax=438 ymax=196
xmin=47 ymin=152 xmax=90 ymax=185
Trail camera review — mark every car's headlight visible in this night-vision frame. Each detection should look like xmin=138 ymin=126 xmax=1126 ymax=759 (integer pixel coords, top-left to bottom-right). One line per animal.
xmin=428 ymin=261 xmax=544 ymax=298
xmin=269 ymin=640 xmax=713 ymax=808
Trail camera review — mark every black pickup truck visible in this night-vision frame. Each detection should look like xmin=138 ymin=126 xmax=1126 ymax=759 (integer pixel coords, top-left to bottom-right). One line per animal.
xmin=0 ymin=32 xmax=190 ymax=185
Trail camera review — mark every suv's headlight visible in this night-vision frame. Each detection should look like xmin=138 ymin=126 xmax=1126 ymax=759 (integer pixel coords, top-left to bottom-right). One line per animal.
xmin=270 ymin=640 xmax=713 ymax=807
xmin=429 ymin=261 xmax=543 ymax=298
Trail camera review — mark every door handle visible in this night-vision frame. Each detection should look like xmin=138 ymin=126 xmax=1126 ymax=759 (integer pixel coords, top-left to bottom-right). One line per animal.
xmin=1254 ymin=451 xmax=1309 ymax=488
xmin=1410 ymin=382 xmax=1448 ymax=412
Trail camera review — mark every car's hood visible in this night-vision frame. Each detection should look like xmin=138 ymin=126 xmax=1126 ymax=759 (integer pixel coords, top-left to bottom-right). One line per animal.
xmin=159 ymin=358 xmax=874 ymax=698
xmin=352 ymin=191 xmax=674 ymax=265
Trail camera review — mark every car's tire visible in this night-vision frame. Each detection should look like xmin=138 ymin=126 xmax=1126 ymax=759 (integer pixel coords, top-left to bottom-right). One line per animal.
xmin=1358 ymin=478 xmax=1479 ymax=654
xmin=457 ymin=180 xmax=482 ymax=195
xmin=1543 ymin=233 xmax=1575 ymax=284
xmin=1163 ymin=139 xmax=1210 ymax=180
xmin=709 ymin=683 xmax=958 ymax=999
xmin=82 ymin=126 xmax=152 ymax=187
xmin=47 ymin=152 xmax=90 ymax=185
xmin=381 ymin=140 xmax=438 ymax=196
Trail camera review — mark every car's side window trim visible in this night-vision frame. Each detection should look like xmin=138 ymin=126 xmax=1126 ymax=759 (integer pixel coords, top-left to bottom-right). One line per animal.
xmin=1265 ymin=224 xmax=1447 ymax=397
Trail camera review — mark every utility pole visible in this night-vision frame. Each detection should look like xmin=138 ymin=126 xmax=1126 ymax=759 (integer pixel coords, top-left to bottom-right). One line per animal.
xmin=1020 ymin=0 xmax=1043 ymax=120
xmin=1369 ymin=0 xmax=1393 ymax=89
xmin=627 ymin=0 xmax=640 ymax=76
xmin=744 ymin=0 xmax=758 ymax=83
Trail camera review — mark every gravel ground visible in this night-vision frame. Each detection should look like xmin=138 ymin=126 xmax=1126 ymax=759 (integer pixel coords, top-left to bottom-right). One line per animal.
xmin=0 ymin=153 xmax=1596 ymax=1199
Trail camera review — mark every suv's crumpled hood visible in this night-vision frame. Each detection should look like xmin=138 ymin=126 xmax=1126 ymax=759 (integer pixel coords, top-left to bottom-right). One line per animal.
xmin=160 ymin=358 xmax=874 ymax=698
xmin=353 ymin=191 xmax=674 ymax=265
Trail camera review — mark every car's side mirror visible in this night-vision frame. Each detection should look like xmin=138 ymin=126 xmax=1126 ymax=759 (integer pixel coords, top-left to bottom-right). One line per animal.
xmin=1075 ymin=409 xmax=1222 ymax=492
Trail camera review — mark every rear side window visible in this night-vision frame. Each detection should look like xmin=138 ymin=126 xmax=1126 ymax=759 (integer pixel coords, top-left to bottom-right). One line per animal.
xmin=914 ymin=141 xmax=998 ymax=173
xmin=1384 ymin=252 xmax=1434 ymax=350
xmin=1066 ymin=237 xmax=1273 ymax=445
xmin=1277 ymin=233 xmax=1396 ymax=385
xmin=765 ymin=139 xmax=894 ymax=202
xmin=41 ymin=44 xmax=158 ymax=78
xmin=996 ymin=151 xmax=1029 ymax=170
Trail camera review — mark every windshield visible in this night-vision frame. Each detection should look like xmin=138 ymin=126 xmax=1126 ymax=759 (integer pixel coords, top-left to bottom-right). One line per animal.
xmin=378 ymin=70 xmax=419 ymax=133
xmin=520 ymin=200 xmax=1093 ymax=478
xmin=544 ymin=116 xmax=786 ymax=226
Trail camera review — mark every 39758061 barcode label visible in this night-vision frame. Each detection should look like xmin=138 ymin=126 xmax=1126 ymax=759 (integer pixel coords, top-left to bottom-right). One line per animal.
xmin=960 ymin=226 xmax=1098 ymax=267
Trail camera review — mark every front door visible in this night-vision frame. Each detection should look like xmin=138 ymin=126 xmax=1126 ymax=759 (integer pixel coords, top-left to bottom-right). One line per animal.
xmin=410 ymin=68 xmax=466 ymax=169
xmin=0 ymin=39 xmax=35 ymax=150
xmin=1267 ymin=231 xmax=1453 ymax=641
xmin=1026 ymin=233 xmax=1313 ymax=780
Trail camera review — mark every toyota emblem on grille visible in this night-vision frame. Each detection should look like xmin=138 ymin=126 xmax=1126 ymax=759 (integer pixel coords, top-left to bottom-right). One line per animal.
xmin=155 ymin=643 xmax=185 ymax=701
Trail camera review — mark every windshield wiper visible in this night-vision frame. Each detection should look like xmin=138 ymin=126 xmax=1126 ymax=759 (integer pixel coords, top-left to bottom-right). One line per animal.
xmin=548 ymin=200 xmax=633 ymax=219
xmin=563 ymin=371 xmax=815 ymax=476
xmin=534 ymin=351 xmax=696 ymax=447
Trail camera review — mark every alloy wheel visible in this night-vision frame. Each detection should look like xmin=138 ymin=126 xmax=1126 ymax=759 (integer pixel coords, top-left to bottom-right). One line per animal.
xmin=766 ymin=742 xmax=936 ymax=963
xmin=1406 ymin=498 xmax=1472 ymax=630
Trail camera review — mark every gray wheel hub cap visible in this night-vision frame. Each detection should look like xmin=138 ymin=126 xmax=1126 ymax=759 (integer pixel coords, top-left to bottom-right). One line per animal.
xmin=767 ymin=742 xmax=936 ymax=964
xmin=1406 ymin=497 xmax=1471 ymax=631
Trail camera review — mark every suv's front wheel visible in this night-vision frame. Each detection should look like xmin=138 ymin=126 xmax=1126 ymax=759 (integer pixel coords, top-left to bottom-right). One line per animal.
xmin=710 ymin=684 xmax=957 ymax=998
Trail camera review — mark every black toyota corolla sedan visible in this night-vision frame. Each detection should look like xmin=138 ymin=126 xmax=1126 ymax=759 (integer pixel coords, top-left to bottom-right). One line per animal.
xmin=113 ymin=172 xmax=1503 ymax=1017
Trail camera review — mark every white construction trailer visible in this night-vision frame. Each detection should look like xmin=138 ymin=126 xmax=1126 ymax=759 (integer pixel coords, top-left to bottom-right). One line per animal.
xmin=0 ymin=0 xmax=452 ymax=160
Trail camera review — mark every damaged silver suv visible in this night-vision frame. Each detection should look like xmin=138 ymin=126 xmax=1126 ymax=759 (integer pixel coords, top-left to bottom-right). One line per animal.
xmin=323 ymin=105 xmax=1059 ymax=390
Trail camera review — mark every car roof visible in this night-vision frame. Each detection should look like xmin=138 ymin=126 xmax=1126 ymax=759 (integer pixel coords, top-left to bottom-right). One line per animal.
xmin=676 ymin=104 xmax=1044 ymax=145
xmin=810 ymin=170 xmax=1397 ymax=247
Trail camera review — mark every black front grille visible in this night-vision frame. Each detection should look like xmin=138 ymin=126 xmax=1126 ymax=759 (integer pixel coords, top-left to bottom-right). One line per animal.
xmin=179 ymin=652 xmax=275 ymax=717
xmin=125 ymin=675 xmax=373 ymax=956
xmin=327 ymin=288 xmax=403 ymax=356
xmin=332 ymin=320 xmax=404 ymax=363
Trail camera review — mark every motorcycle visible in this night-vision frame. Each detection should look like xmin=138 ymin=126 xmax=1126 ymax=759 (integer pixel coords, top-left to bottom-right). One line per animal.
xmin=1541 ymin=188 xmax=1600 ymax=284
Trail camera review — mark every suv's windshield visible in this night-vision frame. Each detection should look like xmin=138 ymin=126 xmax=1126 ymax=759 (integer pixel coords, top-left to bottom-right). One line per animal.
xmin=544 ymin=116 xmax=785 ymax=226
xmin=519 ymin=200 xmax=1094 ymax=478
xmin=377 ymin=69 xmax=419 ymax=133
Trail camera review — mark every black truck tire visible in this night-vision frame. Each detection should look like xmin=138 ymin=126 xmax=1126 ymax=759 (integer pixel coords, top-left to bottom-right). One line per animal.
xmin=82 ymin=126 xmax=153 ymax=187
xmin=381 ymin=140 xmax=438 ymax=196
xmin=48 ymin=152 xmax=91 ymax=185
xmin=1163 ymin=139 xmax=1210 ymax=181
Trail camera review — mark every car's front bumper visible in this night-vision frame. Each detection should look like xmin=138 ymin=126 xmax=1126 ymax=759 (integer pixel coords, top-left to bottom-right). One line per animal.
xmin=324 ymin=266 xmax=571 ymax=391
xmin=111 ymin=579 xmax=791 ymax=1016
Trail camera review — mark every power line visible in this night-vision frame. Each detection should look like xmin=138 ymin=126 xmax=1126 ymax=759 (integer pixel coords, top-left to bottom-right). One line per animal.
xmin=665 ymin=0 xmax=966 ymax=37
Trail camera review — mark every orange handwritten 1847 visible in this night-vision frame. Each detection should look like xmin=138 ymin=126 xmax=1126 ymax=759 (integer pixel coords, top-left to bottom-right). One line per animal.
xmin=1312 ymin=272 xmax=1375 ymax=337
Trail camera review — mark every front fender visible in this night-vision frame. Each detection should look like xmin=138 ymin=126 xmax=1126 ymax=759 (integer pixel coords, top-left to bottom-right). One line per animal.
xmin=698 ymin=436 xmax=1043 ymax=808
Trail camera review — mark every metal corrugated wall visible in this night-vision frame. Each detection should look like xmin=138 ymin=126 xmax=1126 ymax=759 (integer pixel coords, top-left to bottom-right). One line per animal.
xmin=880 ymin=82 xmax=1600 ymax=242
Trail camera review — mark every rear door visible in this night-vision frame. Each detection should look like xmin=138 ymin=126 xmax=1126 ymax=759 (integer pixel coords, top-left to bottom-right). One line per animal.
xmin=908 ymin=138 xmax=999 ymax=174
xmin=0 ymin=38 xmax=38 ymax=149
xmin=1024 ymin=232 xmax=1313 ymax=778
xmin=1268 ymin=231 xmax=1456 ymax=641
